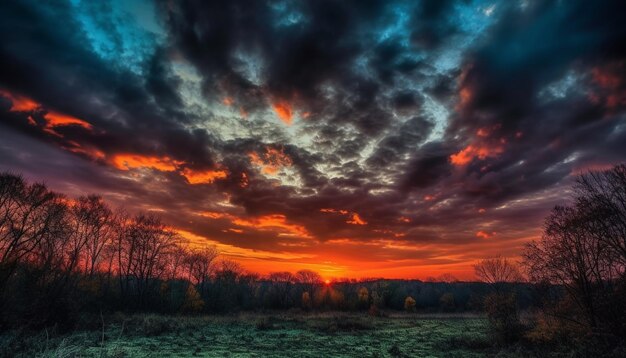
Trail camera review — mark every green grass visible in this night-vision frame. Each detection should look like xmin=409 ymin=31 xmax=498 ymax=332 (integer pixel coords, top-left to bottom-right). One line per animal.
xmin=0 ymin=312 xmax=492 ymax=357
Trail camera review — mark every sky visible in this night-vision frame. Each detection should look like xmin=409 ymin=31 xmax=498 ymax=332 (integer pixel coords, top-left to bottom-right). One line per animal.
xmin=1 ymin=0 xmax=625 ymax=280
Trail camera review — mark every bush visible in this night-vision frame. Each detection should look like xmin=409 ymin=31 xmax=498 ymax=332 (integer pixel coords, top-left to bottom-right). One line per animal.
xmin=368 ymin=304 xmax=381 ymax=317
xmin=181 ymin=285 xmax=204 ymax=313
xmin=484 ymin=292 xmax=523 ymax=345
xmin=404 ymin=296 xmax=416 ymax=312
xmin=301 ymin=291 xmax=312 ymax=311
xmin=439 ymin=293 xmax=455 ymax=312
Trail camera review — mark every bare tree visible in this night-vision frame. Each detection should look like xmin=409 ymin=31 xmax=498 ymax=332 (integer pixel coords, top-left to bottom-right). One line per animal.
xmin=574 ymin=164 xmax=626 ymax=269
xmin=183 ymin=246 xmax=218 ymax=295
xmin=117 ymin=214 xmax=179 ymax=305
xmin=71 ymin=195 xmax=114 ymax=276
xmin=268 ymin=271 xmax=296 ymax=307
xmin=295 ymin=269 xmax=321 ymax=297
xmin=474 ymin=256 xmax=524 ymax=343
xmin=474 ymin=256 xmax=523 ymax=285
xmin=0 ymin=174 xmax=67 ymax=289
xmin=523 ymin=166 xmax=626 ymax=334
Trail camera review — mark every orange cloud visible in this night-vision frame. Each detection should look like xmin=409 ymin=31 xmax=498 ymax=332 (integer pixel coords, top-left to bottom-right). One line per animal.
xmin=198 ymin=211 xmax=230 ymax=219
xmin=181 ymin=168 xmax=228 ymax=184
xmin=320 ymin=208 xmax=349 ymax=215
xmin=450 ymin=144 xmax=503 ymax=166
xmin=44 ymin=111 xmax=92 ymax=130
xmin=249 ymin=146 xmax=292 ymax=175
xmin=110 ymin=154 xmax=183 ymax=172
xmin=346 ymin=213 xmax=367 ymax=225
xmin=198 ymin=211 xmax=309 ymax=237
xmin=223 ymin=97 xmax=234 ymax=106
xmin=0 ymin=90 xmax=40 ymax=112
xmin=320 ymin=208 xmax=367 ymax=225
xmin=476 ymin=231 xmax=496 ymax=239
xmin=63 ymin=142 xmax=105 ymax=161
xmin=1 ymin=90 xmax=93 ymax=136
xmin=42 ymin=111 xmax=93 ymax=137
xmin=476 ymin=127 xmax=489 ymax=137
xmin=232 ymin=214 xmax=310 ymax=237
xmin=240 ymin=172 xmax=249 ymax=188
xmin=177 ymin=229 xmax=313 ymax=262
xmin=459 ymin=87 xmax=472 ymax=108
xmin=272 ymin=101 xmax=292 ymax=125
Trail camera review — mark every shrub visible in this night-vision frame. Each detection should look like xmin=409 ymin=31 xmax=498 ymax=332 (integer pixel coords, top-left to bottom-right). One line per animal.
xmin=439 ymin=293 xmax=455 ymax=312
xmin=301 ymin=291 xmax=312 ymax=311
xmin=181 ymin=285 xmax=204 ymax=313
xmin=484 ymin=292 xmax=523 ymax=345
xmin=404 ymin=296 xmax=416 ymax=312
xmin=358 ymin=286 xmax=369 ymax=309
xmin=368 ymin=304 xmax=381 ymax=317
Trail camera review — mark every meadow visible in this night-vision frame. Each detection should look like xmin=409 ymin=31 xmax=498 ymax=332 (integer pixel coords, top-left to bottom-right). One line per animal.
xmin=0 ymin=312 xmax=496 ymax=358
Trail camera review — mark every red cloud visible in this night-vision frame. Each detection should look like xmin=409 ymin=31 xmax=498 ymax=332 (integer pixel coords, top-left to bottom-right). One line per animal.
xmin=232 ymin=214 xmax=310 ymax=237
xmin=181 ymin=168 xmax=228 ymax=184
xmin=450 ymin=144 xmax=504 ymax=166
xmin=320 ymin=208 xmax=367 ymax=225
xmin=249 ymin=146 xmax=292 ymax=175
xmin=110 ymin=154 xmax=183 ymax=172
xmin=1 ymin=90 xmax=93 ymax=137
xmin=476 ymin=231 xmax=496 ymax=239
xmin=0 ymin=90 xmax=39 ymax=111
xmin=272 ymin=101 xmax=293 ymax=125
xmin=347 ymin=213 xmax=367 ymax=225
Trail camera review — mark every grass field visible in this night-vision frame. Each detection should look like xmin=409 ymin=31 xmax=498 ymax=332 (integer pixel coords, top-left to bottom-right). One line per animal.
xmin=1 ymin=312 xmax=496 ymax=357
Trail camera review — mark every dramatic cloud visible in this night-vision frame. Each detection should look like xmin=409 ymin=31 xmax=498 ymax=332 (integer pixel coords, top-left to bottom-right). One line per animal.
xmin=1 ymin=0 xmax=625 ymax=279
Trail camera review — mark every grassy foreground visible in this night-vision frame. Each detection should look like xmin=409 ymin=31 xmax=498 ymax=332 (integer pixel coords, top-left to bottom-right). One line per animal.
xmin=1 ymin=312 xmax=494 ymax=357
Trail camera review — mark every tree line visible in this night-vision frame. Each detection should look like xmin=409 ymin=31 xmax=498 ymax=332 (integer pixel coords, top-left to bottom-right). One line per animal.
xmin=0 ymin=172 xmax=529 ymax=331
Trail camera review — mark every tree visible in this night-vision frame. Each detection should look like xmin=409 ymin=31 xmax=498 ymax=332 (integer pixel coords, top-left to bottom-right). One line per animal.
xmin=357 ymin=286 xmax=369 ymax=308
xmin=267 ymin=271 xmax=295 ymax=308
xmin=71 ymin=195 xmax=114 ymax=276
xmin=474 ymin=256 xmax=523 ymax=288
xmin=0 ymin=174 xmax=66 ymax=289
xmin=575 ymin=164 xmax=626 ymax=267
xmin=475 ymin=256 xmax=523 ymax=344
xmin=183 ymin=246 xmax=218 ymax=295
xmin=523 ymin=165 xmax=626 ymax=336
xmin=296 ymin=270 xmax=321 ymax=293
xmin=301 ymin=291 xmax=312 ymax=310
xmin=117 ymin=214 xmax=179 ymax=306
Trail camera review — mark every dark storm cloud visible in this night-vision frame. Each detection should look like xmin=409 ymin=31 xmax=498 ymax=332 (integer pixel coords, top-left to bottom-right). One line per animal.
xmin=409 ymin=0 xmax=459 ymax=50
xmin=0 ymin=0 xmax=219 ymax=170
xmin=400 ymin=141 xmax=451 ymax=190
xmin=163 ymin=0 xmax=444 ymax=138
xmin=444 ymin=0 xmax=626 ymax=210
